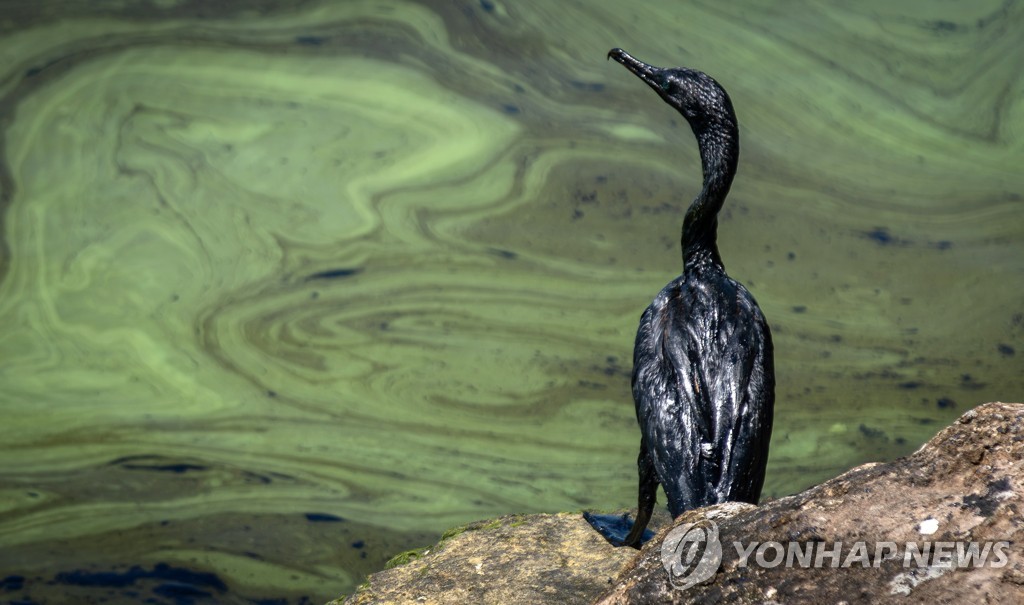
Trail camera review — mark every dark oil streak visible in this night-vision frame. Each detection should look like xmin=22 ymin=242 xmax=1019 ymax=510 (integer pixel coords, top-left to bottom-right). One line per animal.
xmin=304 ymin=512 xmax=346 ymax=522
xmin=54 ymin=562 xmax=227 ymax=592
xmin=305 ymin=267 xmax=363 ymax=281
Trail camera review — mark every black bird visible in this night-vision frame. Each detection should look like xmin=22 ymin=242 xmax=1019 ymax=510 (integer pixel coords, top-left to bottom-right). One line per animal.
xmin=585 ymin=49 xmax=775 ymax=548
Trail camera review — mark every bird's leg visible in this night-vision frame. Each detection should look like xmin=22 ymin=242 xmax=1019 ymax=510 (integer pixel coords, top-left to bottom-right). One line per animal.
xmin=623 ymin=443 xmax=658 ymax=548
xmin=583 ymin=441 xmax=658 ymax=548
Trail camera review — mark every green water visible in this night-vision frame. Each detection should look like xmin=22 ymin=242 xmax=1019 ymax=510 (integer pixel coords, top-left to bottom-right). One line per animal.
xmin=1 ymin=0 xmax=1021 ymax=603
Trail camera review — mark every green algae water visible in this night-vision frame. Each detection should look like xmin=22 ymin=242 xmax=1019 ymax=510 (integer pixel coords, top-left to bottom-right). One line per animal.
xmin=1 ymin=1 xmax=1021 ymax=602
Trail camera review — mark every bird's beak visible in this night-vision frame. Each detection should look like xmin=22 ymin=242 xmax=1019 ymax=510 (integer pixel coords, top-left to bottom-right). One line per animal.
xmin=608 ymin=48 xmax=662 ymax=91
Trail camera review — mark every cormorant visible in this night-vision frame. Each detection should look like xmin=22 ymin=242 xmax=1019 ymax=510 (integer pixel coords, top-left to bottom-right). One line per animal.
xmin=584 ymin=48 xmax=775 ymax=549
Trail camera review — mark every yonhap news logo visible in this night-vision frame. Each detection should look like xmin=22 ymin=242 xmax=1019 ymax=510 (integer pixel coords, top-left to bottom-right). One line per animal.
xmin=660 ymin=520 xmax=722 ymax=589
xmin=660 ymin=519 xmax=1010 ymax=590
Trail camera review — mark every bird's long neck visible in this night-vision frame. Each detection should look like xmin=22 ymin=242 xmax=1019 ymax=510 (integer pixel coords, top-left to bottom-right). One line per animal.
xmin=682 ymin=119 xmax=738 ymax=272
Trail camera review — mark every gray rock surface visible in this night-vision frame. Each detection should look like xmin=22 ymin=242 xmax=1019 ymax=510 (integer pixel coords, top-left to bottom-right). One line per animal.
xmin=599 ymin=401 xmax=1024 ymax=604
xmin=335 ymin=512 xmax=646 ymax=605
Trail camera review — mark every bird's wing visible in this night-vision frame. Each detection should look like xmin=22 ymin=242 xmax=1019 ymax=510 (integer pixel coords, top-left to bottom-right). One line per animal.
xmin=706 ymin=288 xmax=774 ymax=503
xmin=633 ymin=287 xmax=709 ymax=514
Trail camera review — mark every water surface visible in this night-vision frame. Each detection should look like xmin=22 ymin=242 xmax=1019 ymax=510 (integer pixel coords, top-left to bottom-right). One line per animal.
xmin=1 ymin=0 xmax=1021 ymax=603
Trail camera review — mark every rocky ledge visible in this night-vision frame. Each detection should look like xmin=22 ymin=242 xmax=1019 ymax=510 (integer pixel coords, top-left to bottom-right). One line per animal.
xmin=333 ymin=402 xmax=1024 ymax=605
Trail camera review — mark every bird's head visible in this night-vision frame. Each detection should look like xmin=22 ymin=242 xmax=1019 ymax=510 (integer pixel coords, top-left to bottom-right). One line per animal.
xmin=607 ymin=48 xmax=734 ymax=133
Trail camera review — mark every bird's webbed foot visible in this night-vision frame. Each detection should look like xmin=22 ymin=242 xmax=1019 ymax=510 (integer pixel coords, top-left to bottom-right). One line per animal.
xmin=582 ymin=511 xmax=654 ymax=548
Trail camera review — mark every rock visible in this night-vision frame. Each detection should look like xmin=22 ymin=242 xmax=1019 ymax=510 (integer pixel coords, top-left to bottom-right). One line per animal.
xmin=599 ymin=401 xmax=1024 ymax=604
xmin=334 ymin=512 xmax=645 ymax=605
xmin=332 ymin=402 xmax=1024 ymax=605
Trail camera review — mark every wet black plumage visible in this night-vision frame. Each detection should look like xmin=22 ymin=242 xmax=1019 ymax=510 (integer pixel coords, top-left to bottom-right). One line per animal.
xmin=585 ymin=49 xmax=775 ymax=548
